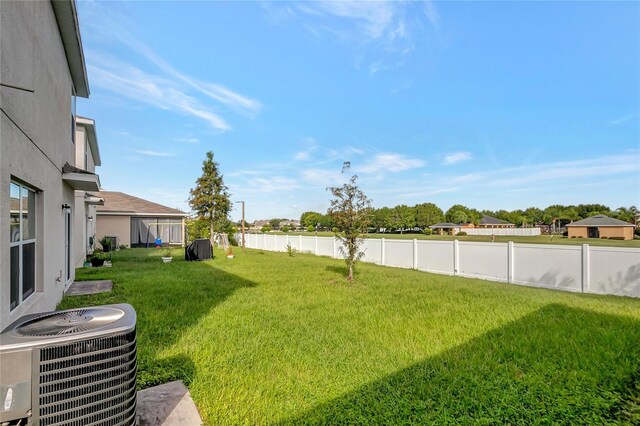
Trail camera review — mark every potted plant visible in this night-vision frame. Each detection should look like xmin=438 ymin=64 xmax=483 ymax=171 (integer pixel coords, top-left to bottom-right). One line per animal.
xmin=226 ymin=246 xmax=234 ymax=259
xmin=99 ymin=236 xmax=111 ymax=253
xmin=90 ymin=250 xmax=106 ymax=267
xmin=162 ymin=248 xmax=173 ymax=263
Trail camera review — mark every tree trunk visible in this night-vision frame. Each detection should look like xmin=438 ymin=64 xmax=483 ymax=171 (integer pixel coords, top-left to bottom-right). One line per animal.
xmin=348 ymin=263 xmax=353 ymax=281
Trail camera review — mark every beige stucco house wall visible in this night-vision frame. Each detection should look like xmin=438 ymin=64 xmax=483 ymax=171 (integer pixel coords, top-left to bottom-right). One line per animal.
xmin=0 ymin=0 xmax=94 ymax=330
xmin=569 ymin=226 xmax=634 ymax=240
xmin=97 ymin=216 xmax=132 ymax=248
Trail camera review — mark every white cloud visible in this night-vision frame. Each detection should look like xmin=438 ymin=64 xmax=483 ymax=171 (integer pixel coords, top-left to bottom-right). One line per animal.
xmin=294 ymin=137 xmax=318 ymax=161
xmin=443 ymin=151 xmax=473 ymax=165
xmin=609 ymin=113 xmax=636 ymax=125
xmin=134 ymin=150 xmax=174 ymax=157
xmin=301 ymin=1 xmax=396 ymax=40
xmin=82 ymin=2 xmax=262 ymax=119
xmin=301 ymin=169 xmax=345 ymax=186
xmin=295 ymin=151 xmax=311 ymax=161
xmin=88 ymin=59 xmax=231 ymax=131
xmin=357 ymin=153 xmax=425 ymax=173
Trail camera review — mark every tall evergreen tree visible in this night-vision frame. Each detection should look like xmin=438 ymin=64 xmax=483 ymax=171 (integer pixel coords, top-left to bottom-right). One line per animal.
xmin=188 ymin=151 xmax=231 ymax=235
xmin=327 ymin=175 xmax=372 ymax=281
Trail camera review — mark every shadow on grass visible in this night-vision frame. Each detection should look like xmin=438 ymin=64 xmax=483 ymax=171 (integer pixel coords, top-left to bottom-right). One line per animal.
xmin=61 ymin=249 xmax=256 ymax=389
xmin=279 ymin=304 xmax=640 ymax=424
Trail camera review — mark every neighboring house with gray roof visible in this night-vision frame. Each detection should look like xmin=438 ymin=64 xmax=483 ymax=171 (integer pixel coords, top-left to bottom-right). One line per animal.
xmin=477 ymin=215 xmax=514 ymax=228
xmin=96 ymin=191 xmax=188 ymax=248
xmin=567 ymin=215 xmax=635 ymax=240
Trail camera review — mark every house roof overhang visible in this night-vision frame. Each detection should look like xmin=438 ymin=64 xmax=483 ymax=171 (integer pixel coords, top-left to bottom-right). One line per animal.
xmin=50 ymin=0 xmax=89 ymax=98
xmin=84 ymin=193 xmax=104 ymax=205
xmin=62 ymin=163 xmax=100 ymax=191
xmin=76 ymin=116 xmax=101 ymax=166
xmin=96 ymin=211 xmax=188 ymax=218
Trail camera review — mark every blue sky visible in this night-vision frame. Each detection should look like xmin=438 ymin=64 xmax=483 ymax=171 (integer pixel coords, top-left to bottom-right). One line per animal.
xmin=76 ymin=1 xmax=640 ymax=222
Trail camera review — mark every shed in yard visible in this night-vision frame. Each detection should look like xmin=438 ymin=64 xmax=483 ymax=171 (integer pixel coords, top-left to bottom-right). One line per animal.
xmin=96 ymin=191 xmax=187 ymax=247
xmin=566 ymin=215 xmax=635 ymax=240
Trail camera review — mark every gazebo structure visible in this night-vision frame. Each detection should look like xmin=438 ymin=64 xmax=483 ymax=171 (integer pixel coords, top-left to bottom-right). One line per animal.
xmin=429 ymin=223 xmax=464 ymax=236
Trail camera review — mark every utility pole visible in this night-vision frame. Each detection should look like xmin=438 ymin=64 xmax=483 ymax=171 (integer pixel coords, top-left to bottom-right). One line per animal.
xmin=236 ymin=201 xmax=245 ymax=254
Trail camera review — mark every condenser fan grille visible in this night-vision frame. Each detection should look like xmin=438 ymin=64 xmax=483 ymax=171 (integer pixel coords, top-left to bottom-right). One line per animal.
xmin=38 ymin=329 xmax=137 ymax=426
xmin=15 ymin=308 xmax=125 ymax=337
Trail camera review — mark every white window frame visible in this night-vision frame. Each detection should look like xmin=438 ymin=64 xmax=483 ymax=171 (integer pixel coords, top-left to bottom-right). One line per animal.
xmin=9 ymin=181 xmax=37 ymax=311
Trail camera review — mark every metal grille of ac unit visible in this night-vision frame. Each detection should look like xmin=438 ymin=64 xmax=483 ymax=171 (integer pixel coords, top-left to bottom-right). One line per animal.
xmin=37 ymin=330 xmax=137 ymax=426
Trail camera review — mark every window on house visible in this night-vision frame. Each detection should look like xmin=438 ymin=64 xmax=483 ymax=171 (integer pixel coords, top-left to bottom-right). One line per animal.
xmin=9 ymin=181 xmax=36 ymax=310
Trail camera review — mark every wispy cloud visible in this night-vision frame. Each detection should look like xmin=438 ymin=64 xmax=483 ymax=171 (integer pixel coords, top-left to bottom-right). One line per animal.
xmin=82 ymin=1 xmax=261 ymax=125
xmin=609 ymin=113 xmax=636 ymax=125
xmin=278 ymin=1 xmax=439 ymax=67
xmin=443 ymin=151 xmax=473 ymax=165
xmin=357 ymin=153 xmax=425 ymax=174
xmin=88 ymin=57 xmax=230 ymax=131
xmin=301 ymin=168 xmax=345 ymax=187
xmin=134 ymin=149 xmax=174 ymax=157
xmin=294 ymin=137 xmax=318 ymax=161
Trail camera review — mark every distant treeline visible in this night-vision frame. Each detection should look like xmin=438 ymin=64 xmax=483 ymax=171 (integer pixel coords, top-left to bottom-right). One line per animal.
xmin=293 ymin=204 xmax=637 ymax=231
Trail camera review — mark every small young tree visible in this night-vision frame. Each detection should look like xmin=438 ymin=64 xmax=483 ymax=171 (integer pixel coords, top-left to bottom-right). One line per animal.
xmin=327 ymin=175 xmax=372 ymax=281
xmin=188 ymin=151 xmax=231 ymax=238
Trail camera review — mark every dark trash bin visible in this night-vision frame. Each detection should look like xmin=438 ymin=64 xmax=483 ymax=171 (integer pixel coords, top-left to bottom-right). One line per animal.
xmin=185 ymin=239 xmax=213 ymax=261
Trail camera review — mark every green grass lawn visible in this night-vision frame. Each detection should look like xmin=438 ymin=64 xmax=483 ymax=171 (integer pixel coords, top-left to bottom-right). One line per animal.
xmin=269 ymin=231 xmax=640 ymax=248
xmin=60 ymin=248 xmax=640 ymax=424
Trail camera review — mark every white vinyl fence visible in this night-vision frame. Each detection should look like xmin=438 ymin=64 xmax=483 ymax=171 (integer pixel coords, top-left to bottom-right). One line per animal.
xmin=240 ymin=233 xmax=640 ymax=298
xmin=464 ymin=228 xmax=541 ymax=236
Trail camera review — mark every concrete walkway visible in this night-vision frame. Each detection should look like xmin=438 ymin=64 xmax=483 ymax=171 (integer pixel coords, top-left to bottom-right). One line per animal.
xmin=65 ymin=280 xmax=112 ymax=296
xmin=137 ymin=381 xmax=203 ymax=425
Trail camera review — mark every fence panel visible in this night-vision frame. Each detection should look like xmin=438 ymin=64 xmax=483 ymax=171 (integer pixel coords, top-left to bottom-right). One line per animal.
xmin=360 ymin=239 xmax=382 ymax=264
xmin=239 ymin=234 xmax=639 ymax=298
xmin=465 ymin=228 xmax=540 ymax=236
xmin=317 ymin=237 xmax=334 ymax=257
xmin=589 ymin=247 xmax=640 ymax=297
xmin=513 ymin=244 xmax=582 ymax=292
xmin=385 ymin=240 xmax=414 ymax=269
xmin=289 ymin=235 xmax=302 ymax=251
xmin=458 ymin=242 xmax=509 ymax=281
xmin=417 ymin=240 xmax=454 ymax=274
xmin=300 ymin=236 xmax=315 ymax=254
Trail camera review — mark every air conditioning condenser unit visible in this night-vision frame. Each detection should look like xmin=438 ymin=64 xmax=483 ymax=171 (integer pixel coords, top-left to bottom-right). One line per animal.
xmin=0 ymin=304 xmax=137 ymax=425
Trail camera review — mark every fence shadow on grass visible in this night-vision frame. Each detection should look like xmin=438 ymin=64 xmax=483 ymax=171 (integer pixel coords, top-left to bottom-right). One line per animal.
xmin=62 ymin=249 xmax=257 ymax=389
xmin=279 ymin=304 xmax=640 ymax=425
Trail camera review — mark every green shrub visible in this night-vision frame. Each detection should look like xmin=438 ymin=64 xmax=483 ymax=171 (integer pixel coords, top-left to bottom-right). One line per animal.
xmin=457 ymin=231 xmax=467 ymax=236
xmin=609 ymin=236 xmax=625 ymax=240
xmin=307 ymin=225 xmax=315 ymax=232
xmin=285 ymin=243 xmax=297 ymax=257
xmin=423 ymin=228 xmax=432 ymax=235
